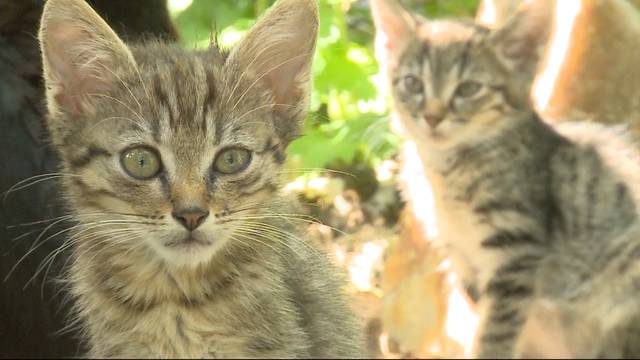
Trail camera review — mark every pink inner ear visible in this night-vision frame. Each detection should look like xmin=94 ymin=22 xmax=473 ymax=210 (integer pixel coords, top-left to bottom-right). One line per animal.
xmin=371 ymin=0 xmax=414 ymax=49
xmin=378 ymin=30 xmax=399 ymax=56
xmin=266 ymin=12 xmax=315 ymax=107
xmin=43 ymin=22 xmax=119 ymax=116
xmin=502 ymin=41 xmax=530 ymax=59
xmin=492 ymin=2 xmax=551 ymax=64
xmin=46 ymin=44 xmax=85 ymax=114
xmin=226 ymin=0 xmax=319 ymax=117
xmin=235 ymin=21 xmax=316 ymax=110
xmin=45 ymin=24 xmax=81 ymax=79
xmin=266 ymin=51 xmax=308 ymax=108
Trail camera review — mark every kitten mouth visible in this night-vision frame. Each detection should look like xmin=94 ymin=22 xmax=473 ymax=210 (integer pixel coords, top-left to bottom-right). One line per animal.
xmin=164 ymin=235 xmax=212 ymax=248
xmin=428 ymin=129 xmax=445 ymax=140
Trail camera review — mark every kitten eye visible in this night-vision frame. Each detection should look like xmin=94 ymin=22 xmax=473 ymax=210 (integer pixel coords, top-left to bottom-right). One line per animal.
xmin=403 ymin=75 xmax=423 ymax=94
xmin=455 ymin=81 xmax=483 ymax=98
xmin=120 ymin=146 xmax=162 ymax=180
xmin=213 ymin=148 xmax=252 ymax=175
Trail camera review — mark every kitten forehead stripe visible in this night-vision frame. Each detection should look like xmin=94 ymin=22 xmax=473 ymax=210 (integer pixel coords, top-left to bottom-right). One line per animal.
xmin=152 ymin=72 xmax=173 ymax=139
xmin=68 ymin=145 xmax=111 ymax=169
xmin=201 ymin=60 xmax=216 ymax=133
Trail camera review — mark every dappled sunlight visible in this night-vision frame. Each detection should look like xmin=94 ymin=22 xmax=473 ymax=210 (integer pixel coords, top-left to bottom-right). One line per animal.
xmin=400 ymin=142 xmax=438 ymax=239
xmin=349 ymin=241 xmax=385 ymax=292
xmin=167 ymin=0 xmax=192 ymax=14
xmin=533 ymin=0 xmax=582 ymax=112
xmin=444 ymin=271 xmax=479 ymax=357
xmin=475 ymin=0 xmax=496 ymax=26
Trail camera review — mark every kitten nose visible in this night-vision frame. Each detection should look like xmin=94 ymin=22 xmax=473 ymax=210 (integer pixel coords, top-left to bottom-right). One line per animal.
xmin=424 ymin=100 xmax=446 ymax=129
xmin=172 ymin=208 xmax=209 ymax=231
xmin=424 ymin=114 xmax=444 ymax=128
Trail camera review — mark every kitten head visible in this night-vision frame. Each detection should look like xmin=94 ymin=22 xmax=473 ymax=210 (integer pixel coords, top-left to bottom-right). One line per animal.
xmin=39 ymin=0 xmax=318 ymax=268
xmin=371 ymin=0 xmax=551 ymax=151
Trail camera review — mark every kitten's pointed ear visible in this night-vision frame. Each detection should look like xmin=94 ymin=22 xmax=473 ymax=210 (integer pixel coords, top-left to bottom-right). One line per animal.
xmin=39 ymin=0 xmax=138 ymax=117
xmin=370 ymin=0 xmax=417 ymax=66
xmin=488 ymin=0 xmax=552 ymax=75
xmin=228 ymin=0 xmax=318 ymax=131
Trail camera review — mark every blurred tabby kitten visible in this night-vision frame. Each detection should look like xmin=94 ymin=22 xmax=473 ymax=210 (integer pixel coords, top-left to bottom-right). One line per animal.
xmin=372 ymin=0 xmax=640 ymax=358
xmin=39 ymin=0 xmax=363 ymax=357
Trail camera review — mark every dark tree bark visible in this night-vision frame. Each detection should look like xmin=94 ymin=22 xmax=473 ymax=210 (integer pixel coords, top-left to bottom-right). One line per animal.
xmin=0 ymin=1 xmax=176 ymax=357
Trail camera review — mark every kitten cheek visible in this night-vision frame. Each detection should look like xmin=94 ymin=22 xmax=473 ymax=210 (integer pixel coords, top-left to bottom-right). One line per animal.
xmin=468 ymin=108 xmax=505 ymax=128
xmin=394 ymin=112 xmax=424 ymax=136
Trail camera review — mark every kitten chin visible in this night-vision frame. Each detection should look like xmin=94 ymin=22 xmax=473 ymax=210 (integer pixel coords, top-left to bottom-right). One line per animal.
xmin=150 ymin=235 xmax=225 ymax=269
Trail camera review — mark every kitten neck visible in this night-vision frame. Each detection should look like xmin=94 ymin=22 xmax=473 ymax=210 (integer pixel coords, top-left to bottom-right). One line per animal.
xmin=70 ymin=233 xmax=276 ymax=310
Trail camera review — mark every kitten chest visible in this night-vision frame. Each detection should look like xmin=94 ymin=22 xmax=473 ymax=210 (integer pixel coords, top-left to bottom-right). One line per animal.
xmin=84 ymin=276 xmax=307 ymax=358
xmin=90 ymin=302 xmax=239 ymax=358
xmin=427 ymin=170 xmax=506 ymax=290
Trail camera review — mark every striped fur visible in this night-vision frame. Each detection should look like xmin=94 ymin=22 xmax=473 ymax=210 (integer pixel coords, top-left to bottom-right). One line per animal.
xmin=372 ymin=0 xmax=640 ymax=358
xmin=39 ymin=0 xmax=363 ymax=357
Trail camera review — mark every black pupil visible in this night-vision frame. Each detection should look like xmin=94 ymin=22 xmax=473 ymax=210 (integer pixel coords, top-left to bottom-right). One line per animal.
xmin=226 ymin=152 xmax=236 ymax=165
xmin=138 ymin=155 xmax=145 ymax=167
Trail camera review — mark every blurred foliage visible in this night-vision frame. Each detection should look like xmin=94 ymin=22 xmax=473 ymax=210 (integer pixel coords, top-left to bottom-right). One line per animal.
xmin=169 ymin=0 xmax=479 ymax=174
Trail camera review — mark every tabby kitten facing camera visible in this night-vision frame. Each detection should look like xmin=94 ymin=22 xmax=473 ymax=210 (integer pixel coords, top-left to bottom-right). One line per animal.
xmin=373 ymin=0 xmax=640 ymax=358
xmin=39 ymin=0 xmax=363 ymax=357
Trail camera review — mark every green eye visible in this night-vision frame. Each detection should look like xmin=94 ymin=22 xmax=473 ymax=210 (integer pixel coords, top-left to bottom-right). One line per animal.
xmin=455 ymin=81 xmax=483 ymax=98
xmin=214 ymin=148 xmax=252 ymax=175
xmin=120 ymin=146 xmax=162 ymax=180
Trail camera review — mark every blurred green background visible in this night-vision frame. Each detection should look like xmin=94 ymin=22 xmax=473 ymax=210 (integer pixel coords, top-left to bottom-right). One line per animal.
xmin=167 ymin=0 xmax=479 ymax=177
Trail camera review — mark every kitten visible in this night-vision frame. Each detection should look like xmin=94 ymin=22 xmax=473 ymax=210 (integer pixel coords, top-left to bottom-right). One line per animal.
xmin=372 ymin=0 xmax=640 ymax=358
xmin=39 ymin=0 xmax=363 ymax=357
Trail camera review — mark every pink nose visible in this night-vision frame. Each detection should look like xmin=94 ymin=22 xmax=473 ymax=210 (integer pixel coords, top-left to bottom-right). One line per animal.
xmin=424 ymin=114 xmax=444 ymax=128
xmin=172 ymin=208 xmax=209 ymax=231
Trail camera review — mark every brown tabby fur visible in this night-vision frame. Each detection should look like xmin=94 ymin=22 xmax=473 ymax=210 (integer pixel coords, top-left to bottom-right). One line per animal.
xmin=39 ymin=0 xmax=364 ymax=357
